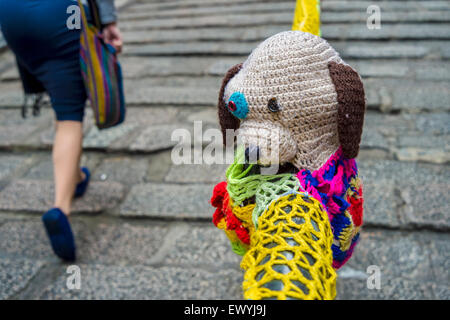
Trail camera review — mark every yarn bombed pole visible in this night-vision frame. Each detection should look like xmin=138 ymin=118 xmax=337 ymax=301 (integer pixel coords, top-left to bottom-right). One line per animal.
xmin=212 ymin=148 xmax=346 ymax=300
xmin=292 ymin=0 xmax=321 ymax=36
xmin=211 ymin=29 xmax=366 ymax=299
xmin=241 ymin=192 xmax=336 ymax=300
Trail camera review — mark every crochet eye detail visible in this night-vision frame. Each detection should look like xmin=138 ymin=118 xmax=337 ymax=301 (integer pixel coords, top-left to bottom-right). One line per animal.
xmin=228 ymin=92 xmax=249 ymax=119
xmin=267 ymin=97 xmax=281 ymax=112
xmin=228 ymin=101 xmax=237 ymax=112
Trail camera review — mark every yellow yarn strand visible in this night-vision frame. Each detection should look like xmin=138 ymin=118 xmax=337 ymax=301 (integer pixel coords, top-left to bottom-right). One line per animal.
xmin=337 ymin=211 xmax=357 ymax=251
xmin=241 ymin=192 xmax=337 ymax=300
xmin=215 ymin=201 xmax=255 ymax=255
xmin=292 ymin=0 xmax=321 ymax=37
xmin=232 ymin=201 xmax=256 ymax=236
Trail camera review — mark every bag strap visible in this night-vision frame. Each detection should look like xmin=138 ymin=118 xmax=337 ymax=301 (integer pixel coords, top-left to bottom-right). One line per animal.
xmin=87 ymin=0 xmax=102 ymax=30
xmin=77 ymin=0 xmax=102 ymax=31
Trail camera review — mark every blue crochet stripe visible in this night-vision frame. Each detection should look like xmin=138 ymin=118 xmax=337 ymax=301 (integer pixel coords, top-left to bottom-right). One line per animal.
xmin=331 ymin=213 xmax=351 ymax=240
xmin=331 ymin=244 xmax=348 ymax=262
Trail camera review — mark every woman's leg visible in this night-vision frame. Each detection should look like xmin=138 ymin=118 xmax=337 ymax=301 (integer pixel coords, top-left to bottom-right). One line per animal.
xmin=52 ymin=121 xmax=84 ymax=215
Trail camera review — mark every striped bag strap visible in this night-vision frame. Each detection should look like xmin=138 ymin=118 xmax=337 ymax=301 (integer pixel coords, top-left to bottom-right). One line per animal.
xmin=77 ymin=0 xmax=101 ymax=31
xmin=87 ymin=0 xmax=102 ymax=30
xmin=77 ymin=0 xmax=90 ymax=32
xmin=77 ymin=0 xmax=102 ymax=124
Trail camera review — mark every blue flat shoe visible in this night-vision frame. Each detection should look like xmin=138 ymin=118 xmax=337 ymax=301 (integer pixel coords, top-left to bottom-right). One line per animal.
xmin=74 ymin=167 xmax=90 ymax=198
xmin=42 ymin=208 xmax=76 ymax=261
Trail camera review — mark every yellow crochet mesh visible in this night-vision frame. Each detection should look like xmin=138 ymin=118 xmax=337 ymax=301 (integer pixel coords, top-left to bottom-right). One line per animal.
xmin=241 ymin=192 xmax=337 ymax=300
xmin=292 ymin=0 xmax=321 ymax=37
xmin=232 ymin=201 xmax=256 ymax=235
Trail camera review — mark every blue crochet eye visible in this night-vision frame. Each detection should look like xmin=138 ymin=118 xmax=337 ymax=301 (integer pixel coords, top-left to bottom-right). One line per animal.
xmin=228 ymin=92 xmax=248 ymax=119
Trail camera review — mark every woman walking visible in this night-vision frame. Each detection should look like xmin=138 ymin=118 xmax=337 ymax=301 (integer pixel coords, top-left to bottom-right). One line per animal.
xmin=0 ymin=0 xmax=123 ymax=261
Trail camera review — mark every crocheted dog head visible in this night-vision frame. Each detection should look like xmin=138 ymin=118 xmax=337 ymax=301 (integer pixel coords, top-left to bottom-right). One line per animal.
xmin=218 ymin=31 xmax=365 ymax=171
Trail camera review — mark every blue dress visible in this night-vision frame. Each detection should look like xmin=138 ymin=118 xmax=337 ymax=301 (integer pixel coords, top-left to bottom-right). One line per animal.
xmin=0 ymin=0 xmax=116 ymax=122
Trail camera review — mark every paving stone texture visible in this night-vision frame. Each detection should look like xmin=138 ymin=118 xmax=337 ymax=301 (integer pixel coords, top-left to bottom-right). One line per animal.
xmin=0 ymin=0 xmax=448 ymax=300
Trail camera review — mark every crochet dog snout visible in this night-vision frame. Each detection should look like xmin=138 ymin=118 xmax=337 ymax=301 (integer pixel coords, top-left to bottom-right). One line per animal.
xmin=244 ymin=146 xmax=260 ymax=163
xmin=238 ymin=120 xmax=297 ymax=166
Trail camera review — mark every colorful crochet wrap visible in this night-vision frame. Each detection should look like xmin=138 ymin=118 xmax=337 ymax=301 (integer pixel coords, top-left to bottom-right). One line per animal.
xmin=297 ymin=147 xmax=363 ymax=268
xmin=211 ymin=147 xmax=364 ymax=268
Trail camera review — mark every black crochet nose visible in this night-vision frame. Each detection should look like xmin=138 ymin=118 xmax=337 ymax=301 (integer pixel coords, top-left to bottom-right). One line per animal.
xmin=245 ymin=146 xmax=260 ymax=163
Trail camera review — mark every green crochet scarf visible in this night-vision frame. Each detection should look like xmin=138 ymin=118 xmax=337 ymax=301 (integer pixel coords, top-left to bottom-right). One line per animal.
xmin=226 ymin=147 xmax=300 ymax=227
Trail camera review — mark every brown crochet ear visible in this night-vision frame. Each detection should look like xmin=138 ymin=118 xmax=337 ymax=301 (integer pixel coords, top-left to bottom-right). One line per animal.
xmin=218 ymin=63 xmax=242 ymax=145
xmin=328 ymin=61 xmax=366 ymax=159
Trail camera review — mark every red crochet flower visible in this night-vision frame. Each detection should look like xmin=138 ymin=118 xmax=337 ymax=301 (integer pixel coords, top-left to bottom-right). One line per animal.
xmin=348 ymin=186 xmax=363 ymax=227
xmin=210 ymin=181 xmax=250 ymax=245
xmin=211 ymin=181 xmax=227 ymax=226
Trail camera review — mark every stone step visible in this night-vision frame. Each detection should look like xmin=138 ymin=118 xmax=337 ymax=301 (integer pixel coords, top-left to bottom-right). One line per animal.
xmin=363 ymin=78 xmax=450 ymax=112
xmin=4 ymin=57 xmax=449 ymax=82
xmin=126 ymin=0 xmax=295 ymax=12
xmin=0 ymin=214 xmax=447 ymax=299
xmin=2 ymin=105 xmax=448 ymax=184
xmin=18 ymin=151 xmax=174 ymax=189
xmin=0 ymin=30 xmax=5 ymax=50
xmin=0 ymin=82 xmax=218 ymax=108
xmin=361 ymin=112 xmax=450 ymax=164
xmin=122 ymin=40 xmax=450 ymax=60
xmin=120 ymin=1 xmax=295 ymax=20
xmin=0 ymin=106 xmax=217 ymax=150
xmin=124 ymin=82 xmax=219 ymax=106
xmin=338 ymin=229 xmax=449 ymax=300
xmin=324 ymin=23 xmax=450 ymax=40
xmin=0 ymin=107 xmax=448 ymax=158
xmin=38 ymin=264 xmax=242 ymax=299
xmin=120 ymin=1 xmax=450 ymax=21
xmin=126 ymin=0 xmax=450 ymax=15
xmin=117 ymin=23 xmax=450 ymax=45
xmin=0 ymin=180 xmax=125 ymax=214
xmin=2 ymin=106 xmax=446 ymax=168
xmin=3 ymin=77 xmax=448 ymax=112
xmin=324 ymin=0 xmax=450 ymax=12
xmin=0 ymin=256 xmax=46 ymax=300
xmin=0 ymin=107 xmax=208 ymax=151
xmin=118 ymin=183 xmax=215 ymax=219
xmin=358 ymin=160 xmax=449 ymax=230
xmin=0 ymin=51 xmax=15 ymax=75
xmin=0 ymin=107 xmax=55 ymax=148
xmin=119 ymin=11 xmax=450 ymax=30
xmin=122 ymin=58 xmax=450 ymax=81
xmin=3 ymin=57 xmax=450 ymax=83
xmin=113 ymin=159 xmax=449 ymax=230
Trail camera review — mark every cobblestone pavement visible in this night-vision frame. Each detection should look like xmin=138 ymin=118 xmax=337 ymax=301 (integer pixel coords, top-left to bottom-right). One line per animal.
xmin=0 ymin=0 xmax=449 ymax=300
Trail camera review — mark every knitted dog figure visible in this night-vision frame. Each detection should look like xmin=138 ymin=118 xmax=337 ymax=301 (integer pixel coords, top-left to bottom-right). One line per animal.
xmin=211 ymin=31 xmax=366 ymax=300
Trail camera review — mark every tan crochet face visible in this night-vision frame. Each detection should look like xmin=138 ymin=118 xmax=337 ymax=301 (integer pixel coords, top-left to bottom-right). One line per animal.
xmin=219 ymin=31 xmax=365 ymax=171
